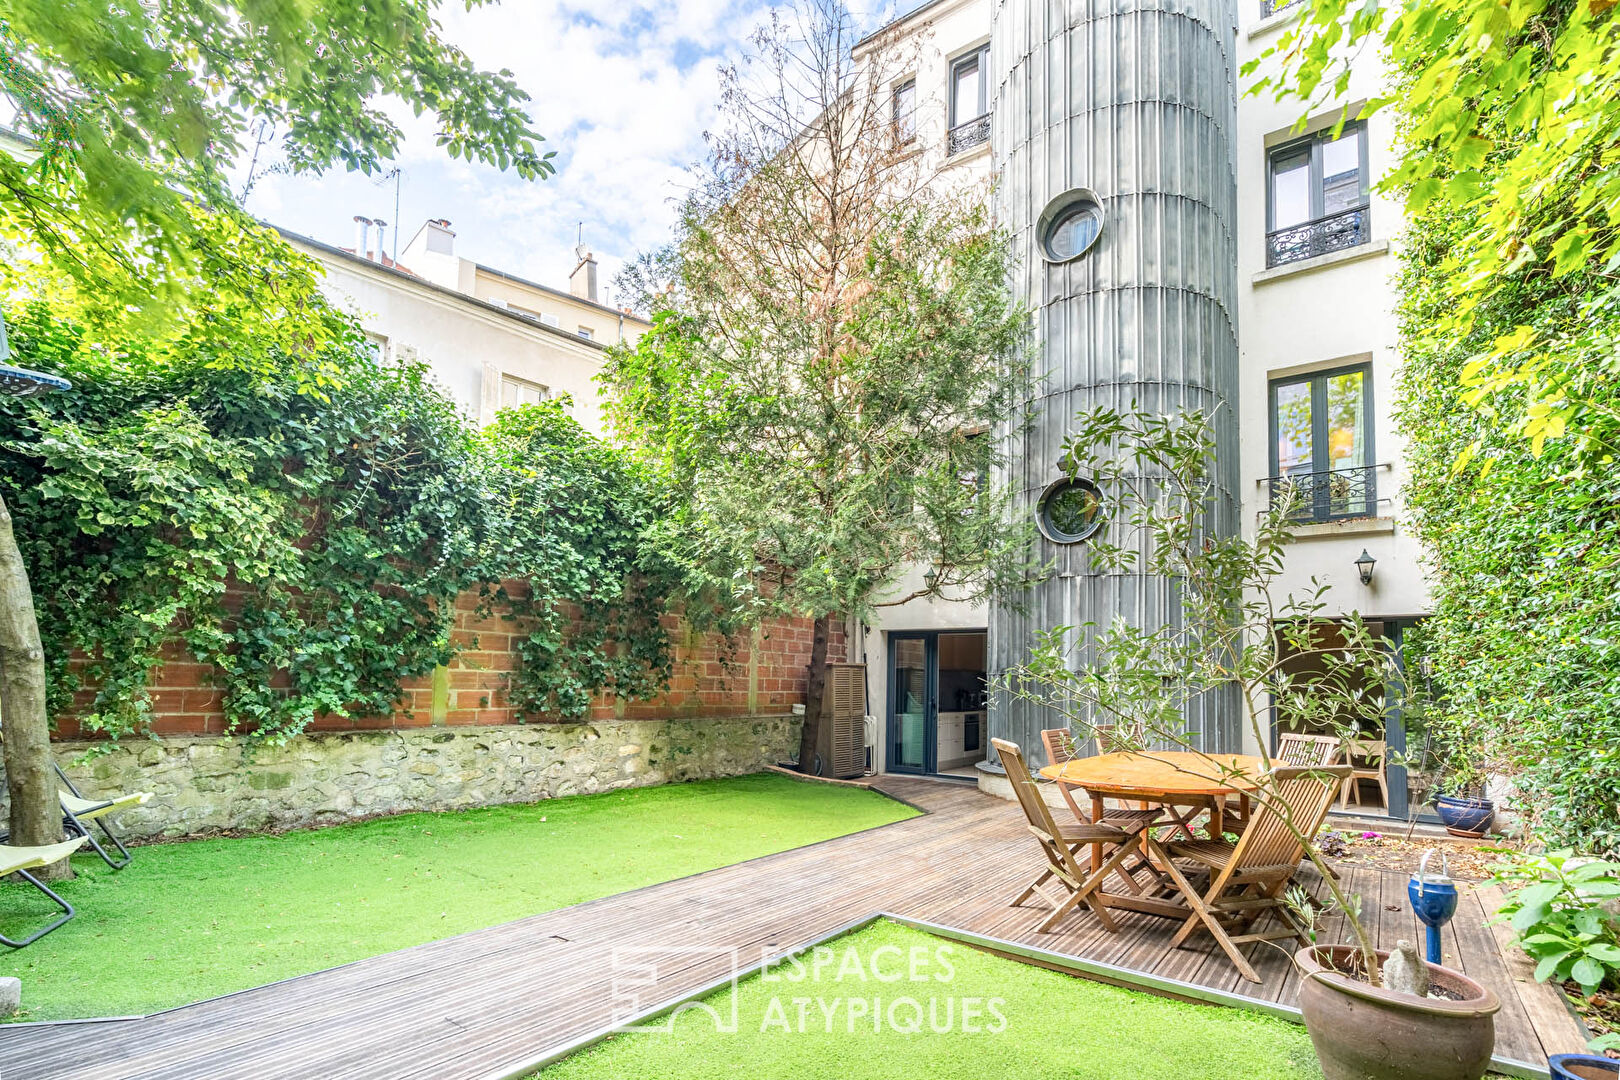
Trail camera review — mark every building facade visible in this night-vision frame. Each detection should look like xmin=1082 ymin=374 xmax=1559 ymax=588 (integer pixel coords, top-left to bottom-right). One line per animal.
xmin=849 ymin=0 xmax=1426 ymax=818
xmin=280 ymin=220 xmax=649 ymax=437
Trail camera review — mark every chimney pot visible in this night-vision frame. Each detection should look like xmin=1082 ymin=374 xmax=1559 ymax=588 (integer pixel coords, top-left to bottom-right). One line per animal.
xmin=569 ymin=250 xmax=599 ymax=304
xmin=425 ymin=217 xmax=456 ymax=256
xmin=353 ymin=215 xmax=372 ymax=256
xmin=372 ymin=219 xmax=389 ymax=262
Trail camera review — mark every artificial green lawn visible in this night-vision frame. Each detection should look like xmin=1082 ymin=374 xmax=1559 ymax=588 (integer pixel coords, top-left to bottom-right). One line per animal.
xmin=538 ymin=920 xmax=1325 ymax=1080
xmin=0 ymin=772 xmax=915 ymax=1022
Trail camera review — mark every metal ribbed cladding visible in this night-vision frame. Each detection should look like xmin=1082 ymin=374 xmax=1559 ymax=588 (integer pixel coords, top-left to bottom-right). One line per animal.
xmin=988 ymin=0 xmax=1242 ymax=763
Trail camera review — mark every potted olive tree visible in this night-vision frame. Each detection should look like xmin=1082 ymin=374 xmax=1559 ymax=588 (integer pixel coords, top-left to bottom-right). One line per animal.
xmin=999 ymin=407 xmax=1500 ymax=1080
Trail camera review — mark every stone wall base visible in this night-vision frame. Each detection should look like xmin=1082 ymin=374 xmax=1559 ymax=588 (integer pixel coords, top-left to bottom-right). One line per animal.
xmin=28 ymin=716 xmax=801 ymax=841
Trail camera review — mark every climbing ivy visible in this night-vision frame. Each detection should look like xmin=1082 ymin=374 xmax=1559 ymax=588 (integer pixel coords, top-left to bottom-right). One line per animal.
xmin=476 ymin=403 xmax=687 ymax=718
xmin=0 ymin=227 xmax=685 ymax=745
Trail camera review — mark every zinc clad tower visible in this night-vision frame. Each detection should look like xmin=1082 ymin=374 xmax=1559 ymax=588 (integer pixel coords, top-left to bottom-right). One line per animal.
xmin=987 ymin=0 xmax=1242 ymax=760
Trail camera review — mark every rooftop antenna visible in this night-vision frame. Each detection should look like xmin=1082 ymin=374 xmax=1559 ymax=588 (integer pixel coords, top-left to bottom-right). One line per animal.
xmin=375 ymin=166 xmax=404 ymax=264
xmin=575 ymin=222 xmax=588 ymax=264
xmin=239 ymin=118 xmax=276 ymax=206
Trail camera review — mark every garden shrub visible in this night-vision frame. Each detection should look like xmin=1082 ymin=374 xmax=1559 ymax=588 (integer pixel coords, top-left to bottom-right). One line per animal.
xmin=1385 ymin=18 xmax=1620 ymax=854
xmin=1493 ymin=850 xmax=1620 ymax=999
xmin=1395 ymin=156 xmax=1620 ymax=854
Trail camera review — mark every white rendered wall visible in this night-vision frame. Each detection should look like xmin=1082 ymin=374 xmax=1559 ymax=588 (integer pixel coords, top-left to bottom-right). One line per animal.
xmin=292 ymin=240 xmax=613 ymax=436
xmin=1234 ymin=8 xmax=1428 ymax=752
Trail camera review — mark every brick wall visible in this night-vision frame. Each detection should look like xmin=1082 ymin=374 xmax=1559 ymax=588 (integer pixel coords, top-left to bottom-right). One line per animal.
xmin=53 ymin=593 xmax=846 ymax=740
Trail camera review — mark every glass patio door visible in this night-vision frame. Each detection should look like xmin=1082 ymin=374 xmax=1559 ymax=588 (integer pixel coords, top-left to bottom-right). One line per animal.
xmin=889 ymin=634 xmax=935 ymax=774
xmin=1271 ymin=618 xmax=1428 ymax=821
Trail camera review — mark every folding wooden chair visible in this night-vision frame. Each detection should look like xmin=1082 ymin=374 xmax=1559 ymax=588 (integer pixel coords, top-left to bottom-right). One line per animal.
xmin=1039 ymin=728 xmax=1163 ymax=890
xmin=1227 ymin=732 xmax=1341 ymax=828
xmin=1276 ymin=732 xmax=1342 ymax=767
xmin=1039 ymin=728 xmax=1087 ymax=821
xmin=1041 ymin=727 xmax=1159 ymax=820
xmin=1147 ymin=764 xmax=1352 ymax=982
xmin=994 ymin=738 xmax=1157 ymax=933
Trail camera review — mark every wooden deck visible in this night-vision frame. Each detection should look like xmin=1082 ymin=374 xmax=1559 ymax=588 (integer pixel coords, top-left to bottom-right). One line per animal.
xmin=0 ymin=776 xmax=1586 ymax=1079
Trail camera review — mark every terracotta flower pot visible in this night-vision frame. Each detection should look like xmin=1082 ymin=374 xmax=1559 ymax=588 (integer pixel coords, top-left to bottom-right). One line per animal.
xmin=1296 ymin=945 xmax=1501 ymax=1080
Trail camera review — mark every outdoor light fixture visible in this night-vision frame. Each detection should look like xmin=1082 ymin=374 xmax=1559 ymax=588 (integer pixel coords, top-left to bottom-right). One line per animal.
xmin=1354 ymin=548 xmax=1377 ymax=586
xmin=923 ymin=565 xmax=939 ymax=592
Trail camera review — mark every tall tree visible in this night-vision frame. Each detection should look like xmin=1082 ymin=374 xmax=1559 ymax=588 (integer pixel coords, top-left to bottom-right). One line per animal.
xmin=0 ymin=0 xmax=555 ymax=875
xmin=601 ymin=0 xmax=1033 ymax=774
xmin=1 ymin=0 xmax=554 ymax=307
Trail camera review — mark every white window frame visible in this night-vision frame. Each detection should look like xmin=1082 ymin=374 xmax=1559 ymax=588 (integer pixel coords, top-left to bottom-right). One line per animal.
xmin=499 ymin=373 xmax=549 ymax=409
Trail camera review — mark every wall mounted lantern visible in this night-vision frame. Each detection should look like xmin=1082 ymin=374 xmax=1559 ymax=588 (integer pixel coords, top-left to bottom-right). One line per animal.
xmin=1354 ymin=548 xmax=1377 ymax=586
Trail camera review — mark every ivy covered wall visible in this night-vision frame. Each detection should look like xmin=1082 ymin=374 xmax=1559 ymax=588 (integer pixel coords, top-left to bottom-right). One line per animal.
xmin=0 ymin=226 xmax=838 ymax=748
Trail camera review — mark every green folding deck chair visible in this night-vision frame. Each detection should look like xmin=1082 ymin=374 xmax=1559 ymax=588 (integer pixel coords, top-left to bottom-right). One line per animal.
xmin=54 ymin=765 xmax=151 ymax=870
xmin=0 ymin=837 xmax=89 ymax=948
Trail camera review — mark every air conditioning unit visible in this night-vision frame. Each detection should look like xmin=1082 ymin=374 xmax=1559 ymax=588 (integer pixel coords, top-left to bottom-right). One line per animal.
xmin=812 ymin=663 xmax=867 ymax=779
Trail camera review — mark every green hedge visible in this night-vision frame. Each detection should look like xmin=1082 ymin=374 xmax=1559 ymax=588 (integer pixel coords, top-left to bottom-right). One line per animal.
xmin=1393 ymin=54 xmax=1620 ymax=853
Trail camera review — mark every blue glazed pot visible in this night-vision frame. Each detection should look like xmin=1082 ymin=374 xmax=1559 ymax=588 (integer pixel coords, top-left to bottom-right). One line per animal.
xmin=1434 ymin=795 xmax=1495 ymax=837
xmin=1548 ymin=1054 xmax=1619 ymax=1080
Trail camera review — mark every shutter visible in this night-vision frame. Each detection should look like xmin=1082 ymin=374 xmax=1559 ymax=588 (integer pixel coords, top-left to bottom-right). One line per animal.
xmin=824 ymin=664 xmax=867 ymax=779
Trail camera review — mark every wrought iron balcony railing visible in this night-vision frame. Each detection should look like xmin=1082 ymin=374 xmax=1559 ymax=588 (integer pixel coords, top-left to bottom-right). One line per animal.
xmin=1260 ymin=0 xmax=1303 ymax=17
xmin=1266 ymin=464 xmax=1379 ymax=523
xmin=947 ymin=115 xmax=990 ymax=156
xmin=1266 ymin=205 xmax=1370 ymax=268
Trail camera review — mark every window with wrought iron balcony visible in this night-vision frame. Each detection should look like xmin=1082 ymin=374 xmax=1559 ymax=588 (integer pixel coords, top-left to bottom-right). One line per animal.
xmin=1267 ymin=363 xmax=1380 ymax=523
xmin=947 ymin=45 xmax=990 ymax=157
xmin=1265 ymin=122 xmax=1370 ymax=268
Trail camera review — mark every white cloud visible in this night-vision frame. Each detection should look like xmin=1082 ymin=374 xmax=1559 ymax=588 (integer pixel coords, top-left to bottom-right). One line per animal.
xmin=241 ymin=0 xmax=918 ymax=301
xmin=240 ymin=1 xmax=777 ymax=303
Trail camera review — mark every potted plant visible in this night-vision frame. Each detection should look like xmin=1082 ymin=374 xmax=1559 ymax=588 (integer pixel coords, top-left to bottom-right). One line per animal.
xmin=1433 ymin=743 xmax=1497 ymax=838
xmin=1000 ymin=408 xmax=1501 ymax=1080
xmin=1289 ymin=905 xmax=1501 ymax=1080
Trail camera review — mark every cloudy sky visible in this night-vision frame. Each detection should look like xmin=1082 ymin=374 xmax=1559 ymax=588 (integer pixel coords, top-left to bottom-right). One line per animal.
xmin=239 ymin=0 xmax=903 ymax=309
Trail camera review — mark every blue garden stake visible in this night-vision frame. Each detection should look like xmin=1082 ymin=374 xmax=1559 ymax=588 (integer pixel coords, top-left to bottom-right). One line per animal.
xmin=1408 ymin=849 xmax=1460 ymax=965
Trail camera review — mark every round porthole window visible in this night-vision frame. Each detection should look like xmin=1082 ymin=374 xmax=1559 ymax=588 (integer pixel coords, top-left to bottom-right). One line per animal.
xmin=1037 ymin=188 xmax=1104 ymax=263
xmin=1036 ymin=477 xmax=1103 ymax=544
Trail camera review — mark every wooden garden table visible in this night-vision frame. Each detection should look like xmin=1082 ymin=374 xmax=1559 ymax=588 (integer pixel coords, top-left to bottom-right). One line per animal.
xmin=1039 ymin=751 xmax=1263 ymax=871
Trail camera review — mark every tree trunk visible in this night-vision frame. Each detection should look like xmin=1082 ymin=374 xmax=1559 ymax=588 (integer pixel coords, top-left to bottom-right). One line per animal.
xmin=796 ymin=613 xmax=833 ymax=775
xmin=0 ymin=492 xmax=66 ymax=879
